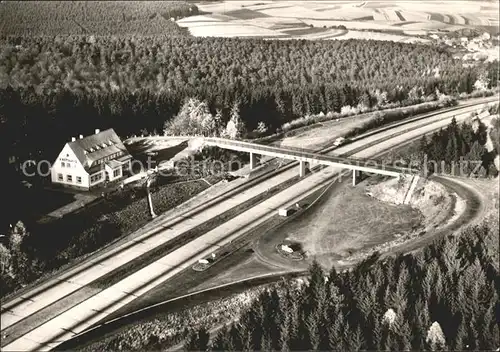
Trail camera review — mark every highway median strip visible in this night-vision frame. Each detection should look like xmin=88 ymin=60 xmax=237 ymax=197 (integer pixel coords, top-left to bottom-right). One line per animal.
xmin=90 ymin=174 xmax=302 ymax=290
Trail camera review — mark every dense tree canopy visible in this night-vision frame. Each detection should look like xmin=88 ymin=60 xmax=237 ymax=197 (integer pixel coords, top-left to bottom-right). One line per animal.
xmin=186 ymin=223 xmax=499 ymax=351
xmin=1 ymin=36 xmax=493 ymax=94
xmin=388 ymin=115 xmax=499 ymax=177
xmin=1 ymin=35 xmax=497 ymax=167
xmin=0 ymin=1 xmax=197 ymax=36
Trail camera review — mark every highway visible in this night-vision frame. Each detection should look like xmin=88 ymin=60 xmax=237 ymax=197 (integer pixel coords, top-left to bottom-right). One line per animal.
xmin=1 ymin=97 xmax=497 ymax=351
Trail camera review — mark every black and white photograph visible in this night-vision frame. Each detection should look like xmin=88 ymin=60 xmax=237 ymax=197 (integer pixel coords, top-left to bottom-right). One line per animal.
xmin=0 ymin=0 xmax=499 ymax=351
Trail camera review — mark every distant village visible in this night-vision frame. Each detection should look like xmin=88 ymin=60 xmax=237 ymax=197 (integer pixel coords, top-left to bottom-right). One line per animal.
xmin=428 ymin=30 xmax=500 ymax=63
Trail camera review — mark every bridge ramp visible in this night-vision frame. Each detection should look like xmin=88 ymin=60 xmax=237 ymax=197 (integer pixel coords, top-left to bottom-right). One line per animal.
xmin=403 ymin=175 xmax=420 ymax=205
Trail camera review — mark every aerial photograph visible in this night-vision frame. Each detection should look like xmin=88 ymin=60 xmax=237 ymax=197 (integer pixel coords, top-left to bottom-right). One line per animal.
xmin=0 ymin=0 xmax=499 ymax=351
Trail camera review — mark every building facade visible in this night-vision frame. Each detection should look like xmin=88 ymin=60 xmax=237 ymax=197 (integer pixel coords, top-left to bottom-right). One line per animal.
xmin=51 ymin=129 xmax=132 ymax=190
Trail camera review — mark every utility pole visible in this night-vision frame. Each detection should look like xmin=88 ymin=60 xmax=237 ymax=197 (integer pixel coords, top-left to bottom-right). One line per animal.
xmin=146 ymin=176 xmax=157 ymax=219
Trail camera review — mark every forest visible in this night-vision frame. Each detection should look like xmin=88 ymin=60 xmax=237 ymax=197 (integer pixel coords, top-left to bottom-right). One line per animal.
xmin=1 ymin=35 xmax=498 ymax=166
xmin=383 ymin=107 xmax=500 ymax=177
xmin=1 ymin=34 xmax=497 ymax=233
xmin=420 ymin=115 xmax=498 ymax=176
xmin=183 ymin=222 xmax=499 ymax=352
xmin=0 ymin=1 xmax=197 ymax=36
xmin=1 ymin=2 xmax=499 ymax=349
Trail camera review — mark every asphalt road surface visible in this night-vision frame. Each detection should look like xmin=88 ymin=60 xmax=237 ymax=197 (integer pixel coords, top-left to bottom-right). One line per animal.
xmin=1 ymin=98 xmax=496 ymax=351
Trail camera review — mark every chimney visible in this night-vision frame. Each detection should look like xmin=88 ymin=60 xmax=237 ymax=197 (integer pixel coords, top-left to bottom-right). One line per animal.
xmin=95 ymin=129 xmax=100 ymax=134
xmin=71 ymin=137 xmax=76 ymax=142
xmin=79 ymin=134 xmax=83 ymax=139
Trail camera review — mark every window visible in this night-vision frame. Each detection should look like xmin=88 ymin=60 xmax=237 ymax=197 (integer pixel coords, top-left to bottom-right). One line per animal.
xmin=57 ymin=173 xmax=63 ymax=181
xmin=90 ymin=173 xmax=102 ymax=183
xmin=113 ymin=169 xmax=120 ymax=177
xmin=61 ymin=162 xmax=65 ymax=168
xmin=67 ymin=174 xmax=73 ymax=183
xmin=76 ymin=176 xmax=82 ymax=184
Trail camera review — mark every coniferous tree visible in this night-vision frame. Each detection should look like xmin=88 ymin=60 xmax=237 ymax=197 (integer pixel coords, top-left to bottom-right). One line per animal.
xmin=223 ymin=102 xmax=245 ymax=139
xmin=475 ymin=119 xmax=488 ymax=146
xmin=211 ymin=325 xmax=230 ymax=351
xmin=425 ymin=321 xmax=447 ymax=351
xmin=183 ymin=223 xmax=498 ymax=352
xmin=183 ymin=329 xmax=201 ymax=352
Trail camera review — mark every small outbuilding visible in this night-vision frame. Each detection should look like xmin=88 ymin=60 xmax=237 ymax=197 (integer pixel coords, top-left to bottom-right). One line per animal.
xmin=281 ymin=244 xmax=294 ymax=253
xmin=279 ymin=208 xmax=293 ymax=217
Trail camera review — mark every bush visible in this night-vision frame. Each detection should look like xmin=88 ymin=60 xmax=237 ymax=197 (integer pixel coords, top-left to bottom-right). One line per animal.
xmin=344 ymin=99 xmax=458 ymax=139
xmin=79 ymin=287 xmax=266 ymax=352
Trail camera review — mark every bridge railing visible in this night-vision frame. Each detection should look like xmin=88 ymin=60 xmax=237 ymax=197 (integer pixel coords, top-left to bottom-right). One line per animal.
xmin=206 ymin=138 xmax=419 ymax=175
xmin=128 ymin=136 xmax=419 ymax=175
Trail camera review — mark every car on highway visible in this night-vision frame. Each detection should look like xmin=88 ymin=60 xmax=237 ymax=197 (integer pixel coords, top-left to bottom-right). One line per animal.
xmin=333 ymin=137 xmax=346 ymax=147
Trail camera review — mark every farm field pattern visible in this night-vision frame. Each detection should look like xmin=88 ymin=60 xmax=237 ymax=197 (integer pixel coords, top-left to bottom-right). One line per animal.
xmin=178 ymin=1 xmax=499 ymax=41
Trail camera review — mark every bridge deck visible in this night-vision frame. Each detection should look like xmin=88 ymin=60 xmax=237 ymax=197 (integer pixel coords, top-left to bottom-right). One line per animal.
xmin=205 ymin=138 xmax=419 ymax=177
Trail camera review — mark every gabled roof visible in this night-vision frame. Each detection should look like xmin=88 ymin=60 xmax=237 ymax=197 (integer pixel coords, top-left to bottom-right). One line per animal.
xmin=105 ymin=160 xmax=123 ymax=170
xmin=67 ymin=129 xmax=130 ymax=171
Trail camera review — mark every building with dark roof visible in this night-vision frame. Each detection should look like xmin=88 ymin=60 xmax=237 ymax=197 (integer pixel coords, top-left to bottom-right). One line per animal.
xmin=50 ymin=129 xmax=132 ymax=190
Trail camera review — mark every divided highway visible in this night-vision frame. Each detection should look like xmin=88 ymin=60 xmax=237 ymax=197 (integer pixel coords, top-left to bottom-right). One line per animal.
xmin=1 ymin=97 xmax=497 ymax=351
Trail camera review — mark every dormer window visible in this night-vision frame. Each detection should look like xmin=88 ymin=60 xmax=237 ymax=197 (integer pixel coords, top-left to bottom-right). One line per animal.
xmin=84 ymin=150 xmax=88 ymax=155
xmin=90 ymin=148 xmax=94 ymax=153
xmin=108 ymin=141 xmax=113 ymax=146
xmin=102 ymin=143 xmax=107 ymax=148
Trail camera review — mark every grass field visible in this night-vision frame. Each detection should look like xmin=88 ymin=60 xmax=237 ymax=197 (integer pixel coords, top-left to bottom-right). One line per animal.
xmin=253 ymin=168 xmax=467 ymax=269
xmin=177 ymin=1 xmax=498 ymax=41
xmin=273 ymin=114 xmax=374 ymax=150
xmin=2 ymin=1 xmax=496 ymax=39
xmin=253 ymin=175 xmax=422 ymax=269
xmin=287 ymin=178 xmax=423 ymax=267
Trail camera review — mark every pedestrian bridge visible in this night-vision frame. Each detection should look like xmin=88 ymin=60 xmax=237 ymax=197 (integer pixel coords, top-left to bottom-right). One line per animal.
xmin=127 ymin=135 xmax=419 ymax=185
xmin=202 ymin=137 xmax=418 ymax=185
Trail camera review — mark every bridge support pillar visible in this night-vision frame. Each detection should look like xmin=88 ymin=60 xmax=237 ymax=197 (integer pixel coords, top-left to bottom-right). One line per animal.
xmin=250 ymin=152 xmax=258 ymax=170
xmin=299 ymin=161 xmax=309 ymax=177
xmin=352 ymin=170 xmax=361 ymax=186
